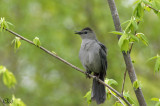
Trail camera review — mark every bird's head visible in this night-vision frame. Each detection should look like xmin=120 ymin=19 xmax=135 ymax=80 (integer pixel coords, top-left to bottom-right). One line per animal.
xmin=75 ymin=27 xmax=96 ymax=40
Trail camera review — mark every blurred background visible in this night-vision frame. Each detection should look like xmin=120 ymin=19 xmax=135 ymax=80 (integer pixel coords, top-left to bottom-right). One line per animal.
xmin=0 ymin=0 xmax=160 ymax=105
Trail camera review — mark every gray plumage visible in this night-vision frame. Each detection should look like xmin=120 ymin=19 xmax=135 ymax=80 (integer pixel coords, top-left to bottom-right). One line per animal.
xmin=75 ymin=27 xmax=107 ymax=104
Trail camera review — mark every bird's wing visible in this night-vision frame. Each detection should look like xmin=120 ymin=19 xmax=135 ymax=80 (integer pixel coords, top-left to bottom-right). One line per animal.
xmin=98 ymin=42 xmax=107 ymax=77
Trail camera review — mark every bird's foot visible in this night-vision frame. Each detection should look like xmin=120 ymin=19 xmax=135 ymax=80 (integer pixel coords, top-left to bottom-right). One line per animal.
xmin=85 ymin=71 xmax=91 ymax=79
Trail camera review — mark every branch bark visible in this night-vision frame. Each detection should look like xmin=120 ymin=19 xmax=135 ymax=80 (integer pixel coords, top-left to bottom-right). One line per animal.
xmin=2 ymin=28 xmax=131 ymax=106
xmin=107 ymin=0 xmax=147 ymax=106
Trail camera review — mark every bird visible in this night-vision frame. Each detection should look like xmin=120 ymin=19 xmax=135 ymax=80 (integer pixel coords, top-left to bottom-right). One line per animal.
xmin=75 ymin=27 xmax=107 ymax=104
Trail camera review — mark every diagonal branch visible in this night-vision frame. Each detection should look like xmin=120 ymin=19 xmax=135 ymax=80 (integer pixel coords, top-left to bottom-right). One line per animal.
xmin=109 ymin=89 xmax=125 ymax=106
xmin=2 ymin=28 xmax=131 ymax=106
xmin=145 ymin=4 xmax=160 ymax=13
xmin=107 ymin=0 xmax=147 ymax=106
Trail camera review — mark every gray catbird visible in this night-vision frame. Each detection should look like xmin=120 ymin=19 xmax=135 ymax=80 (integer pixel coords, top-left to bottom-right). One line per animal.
xmin=75 ymin=27 xmax=107 ymax=104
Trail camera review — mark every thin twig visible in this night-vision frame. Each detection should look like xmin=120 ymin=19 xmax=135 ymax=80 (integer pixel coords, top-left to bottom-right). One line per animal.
xmin=109 ymin=90 xmax=125 ymax=106
xmin=146 ymin=4 xmax=160 ymax=13
xmin=1 ymin=28 xmax=131 ymax=106
xmin=129 ymin=43 xmax=133 ymax=54
xmin=121 ymin=69 xmax=127 ymax=96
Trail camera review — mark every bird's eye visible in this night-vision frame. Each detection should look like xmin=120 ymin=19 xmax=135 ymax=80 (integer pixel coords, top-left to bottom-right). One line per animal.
xmin=84 ymin=31 xmax=88 ymax=34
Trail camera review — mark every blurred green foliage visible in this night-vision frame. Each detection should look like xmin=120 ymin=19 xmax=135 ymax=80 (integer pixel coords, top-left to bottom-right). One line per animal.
xmin=0 ymin=0 xmax=160 ymax=106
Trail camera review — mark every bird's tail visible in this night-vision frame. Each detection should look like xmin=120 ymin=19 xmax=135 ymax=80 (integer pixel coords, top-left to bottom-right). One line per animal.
xmin=91 ymin=73 xmax=106 ymax=104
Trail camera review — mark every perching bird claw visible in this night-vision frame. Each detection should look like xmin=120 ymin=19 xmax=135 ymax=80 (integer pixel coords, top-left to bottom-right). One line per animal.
xmin=85 ymin=71 xmax=91 ymax=79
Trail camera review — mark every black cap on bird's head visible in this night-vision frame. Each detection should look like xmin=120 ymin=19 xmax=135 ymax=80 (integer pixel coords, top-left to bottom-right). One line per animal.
xmin=75 ymin=27 xmax=96 ymax=40
xmin=75 ymin=27 xmax=93 ymax=35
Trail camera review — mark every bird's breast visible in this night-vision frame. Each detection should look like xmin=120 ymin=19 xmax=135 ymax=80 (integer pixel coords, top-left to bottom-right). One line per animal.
xmin=79 ymin=40 xmax=101 ymax=73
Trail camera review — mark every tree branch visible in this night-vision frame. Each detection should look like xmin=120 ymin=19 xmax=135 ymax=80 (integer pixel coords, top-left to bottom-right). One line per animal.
xmin=121 ymin=69 xmax=127 ymax=96
xmin=107 ymin=0 xmax=147 ymax=106
xmin=109 ymin=89 xmax=125 ymax=106
xmin=1 ymin=28 xmax=131 ymax=106
xmin=146 ymin=4 xmax=160 ymax=13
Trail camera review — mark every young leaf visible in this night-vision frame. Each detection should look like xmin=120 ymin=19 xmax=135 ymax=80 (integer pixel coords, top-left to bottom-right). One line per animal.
xmin=121 ymin=39 xmax=129 ymax=53
xmin=133 ymin=80 xmax=142 ymax=90
xmin=125 ymin=20 xmax=132 ymax=32
xmin=12 ymin=37 xmax=21 ymax=51
xmin=155 ymin=102 xmax=160 ymax=106
xmin=152 ymin=0 xmax=160 ymax=12
xmin=131 ymin=18 xmax=138 ymax=31
xmin=123 ymin=91 xmax=135 ymax=104
xmin=105 ymin=79 xmax=118 ymax=86
xmin=151 ymin=98 xmax=160 ymax=102
xmin=0 ymin=65 xmax=7 ymax=75
xmin=118 ymin=33 xmax=128 ymax=49
xmin=107 ymin=90 xmax=111 ymax=100
xmin=114 ymin=101 xmax=123 ymax=106
xmin=121 ymin=20 xmax=131 ymax=26
xmin=142 ymin=0 xmax=153 ymax=7
xmin=154 ymin=55 xmax=160 ymax=72
xmin=136 ymin=33 xmax=149 ymax=46
xmin=110 ymin=31 xmax=123 ymax=35
xmin=147 ymin=55 xmax=158 ymax=62
xmin=137 ymin=3 xmax=144 ymax=19
xmin=133 ymin=2 xmax=144 ymax=20
xmin=3 ymin=69 xmax=17 ymax=88
xmin=129 ymin=33 xmax=139 ymax=42
xmin=52 ymin=51 xmax=57 ymax=55
xmin=0 ymin=17 xmax=13 ymax=31
xmin=33 ymin=37 xmax=41 ymax=47
xmin=144 ymin=5 xmax=151 ymax=12
xmin=84 ymin=90 xmax=91 ymax=105
xmin=11 ymin=95 xmax=26 ymax=106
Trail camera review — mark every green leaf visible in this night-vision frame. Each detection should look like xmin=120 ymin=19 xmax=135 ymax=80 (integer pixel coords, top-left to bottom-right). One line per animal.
xmin=136 ymin=33 xmax=149 ymax=46
xmin=6 ymin=21 xmax=14 ymax=26
xmin=123 ymin=91 xmax=135 ymax=104
xmin=131 ymin=18 xmax=138 ymax=31
xmin=0 ymin=17 xmax=13 ymax=32
xmin=84 ymin=90 xmax=91 ymax=106
xmin=121 ymin=20 xmax=131 ymax=26
xmin=144 ymin=5 xmax=151 ymax=12
xmin=12 ymin=37 xmax=21 ymax=51
xmin=147 ymin=55 xmax=158 ymax=62
xmin=110 ymin=31 xmax=123 ymax=35
xmin=154 ymin=55 xmax=160 ymax=72
xmin=11 ymin=95 xmax=26 ymax=106
xmin=133 ymin=0 xmax=141 ymax=5
xmin=155 ymin=102 xmax=160 ymax=106
xmin=142 ymin=0 xmax=153 ymax=6
xmin=133 ymin=80 xmax=142 ymax=90
xmin=125 ymin=20 xmax=132 ymax=32
xmin=114 ymin=101 xmax=123 ymax=106
xmin=137 ymin=3 xmax=144 ymax=19
xmin=33 ymin=37 xmax=41 ymax=47
xmin=118 ymin=33 xmax=128 ymax=51
xmin=107 ymin=91 xmax=111 ymax=100
xmin=153 ymin=0 xmax=160 ymax=10
xmin=52 ymin=51 xmax=57 ymax=55
xmin=121 ymin=39 xmax=129 ymax=53
xmin=129 ymin=33 xmax=139 ymax=42
xmin=0 ymin=65 xmax=7 ymax=75
xmin=133 ymin=2 xmax=144 ymax=20
xmin=151 ymin=98 xmax=160 ymax=102
xmin=105 ymin=79 xmax=118 ymax=86
xmin=3 ymin=69 xmax=16 ymax=88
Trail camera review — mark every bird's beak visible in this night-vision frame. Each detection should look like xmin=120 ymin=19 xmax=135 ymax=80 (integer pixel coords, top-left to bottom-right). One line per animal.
xmin=75 ymin=31 xmax=83 ymax=35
